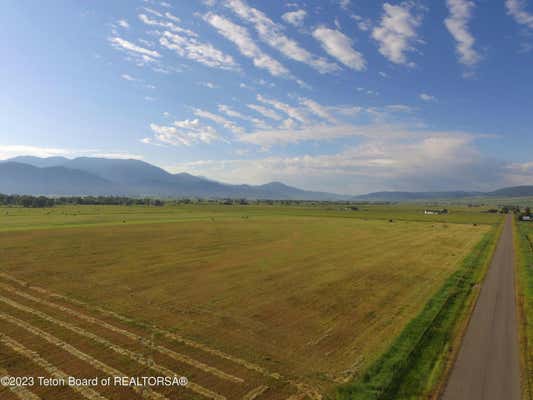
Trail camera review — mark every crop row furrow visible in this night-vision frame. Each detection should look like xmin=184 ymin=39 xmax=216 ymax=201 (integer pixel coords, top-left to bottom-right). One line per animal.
xmin=0 ymin=273 xmax=323 ymax=399
xmin=0 ymin=283 xmax=243 ymax=384
xmin=0 ymin=368 xmax=41 ymax=400
xmin=0 ymin=296 xmax=226 ymax=400
xmin=0 ymin=333 xmax=107 ymax=400
xmin=284 ymin=393 xmax=307 ymax=400
xmin=241 ymin=385 xmax=269 ymax=400
xmin=0 ymin=312 xmax=168 ymax=400
xmin=0 ymin=273 xmax=278 ymax=379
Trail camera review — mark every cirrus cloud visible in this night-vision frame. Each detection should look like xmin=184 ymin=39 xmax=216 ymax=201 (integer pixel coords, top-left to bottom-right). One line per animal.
xmin=225 ymin=0 xmax=339 ymax=73
xmin=109 ymin=36 xmax=161 ymax=64
xmin=312 ymin=26 xmax=366 ymax=71
xmin=282 ymin=9 xmax=307 ymax=27
xmin=203 ymin=12 xmax=290 ymax=77
xmin=372 ymin=2 xmax=423 ymax=66
xmin=138 ymin=13 xmax=239 ymax=71
xmin=145 ymin=119 xmax=221 ymax=146
xmin=506 ymin=0 xmax=533 ymax=29
xmin=445 ymin=0 xmax=481 ymax=67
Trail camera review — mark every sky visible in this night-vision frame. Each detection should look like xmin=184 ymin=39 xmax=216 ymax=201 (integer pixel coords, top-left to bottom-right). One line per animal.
xmin=1 ymin=0 xmax=533 ymax=195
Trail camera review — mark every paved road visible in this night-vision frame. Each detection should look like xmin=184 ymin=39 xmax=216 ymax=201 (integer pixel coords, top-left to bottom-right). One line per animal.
xmin=442 ymin=215 xmax=521 ymax=400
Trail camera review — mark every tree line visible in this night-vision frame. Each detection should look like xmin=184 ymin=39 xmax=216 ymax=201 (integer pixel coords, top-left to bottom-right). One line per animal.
xmin=0 ymin=194 xmax=165 ymax=208
xmin=0 ymin=193 xmax=376 ymax=208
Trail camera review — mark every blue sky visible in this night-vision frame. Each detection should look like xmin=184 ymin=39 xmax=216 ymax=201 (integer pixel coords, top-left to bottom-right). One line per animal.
xmin=1 ymin=0 xmax=532 ymax=194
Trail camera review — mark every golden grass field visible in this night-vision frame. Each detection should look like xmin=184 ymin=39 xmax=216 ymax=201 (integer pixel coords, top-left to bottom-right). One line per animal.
xmin=0 ymin=205 xmax=498 ymax=399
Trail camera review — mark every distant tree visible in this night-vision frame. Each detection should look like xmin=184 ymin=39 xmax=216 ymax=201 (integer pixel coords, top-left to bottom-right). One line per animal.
xmin=20 ymin=196 xmax=33 ymax=208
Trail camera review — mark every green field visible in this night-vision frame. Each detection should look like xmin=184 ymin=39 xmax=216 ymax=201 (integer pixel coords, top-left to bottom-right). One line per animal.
xmin=517 ymin=219 xmax=533 ymax=399
xmin=0 ymin=203 xmax=502 ymax=231
xmin=0 ymin=204 xmax=502 ymax=399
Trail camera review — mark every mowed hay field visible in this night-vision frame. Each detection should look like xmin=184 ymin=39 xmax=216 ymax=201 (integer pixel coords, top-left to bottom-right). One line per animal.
xmin=0 ymin=205 xmax=497 ymax=399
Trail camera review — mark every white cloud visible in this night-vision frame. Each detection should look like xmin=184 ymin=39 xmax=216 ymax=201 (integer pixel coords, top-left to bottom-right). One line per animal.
xmin=282 ymin=9 xmax=307 ymax=27
xmin=238 ymin=123 xmax=412 ymax=147
xmin=247 ymin=104 xmax=283 ymax=121
xmin=300 ymin=98 xmax=336 ymax=123
xmin=0 ymin=145 xmax=143 ymax=161
xmin=0 ymin=145 xmax=72 ymax=160
xmin=312 ymin=27 xmax=366 ymax=71
xmin=193 ymin=109 xmax=243 ymax=133
xmin=117 ymin=19 xmax=130 ymax=29
xmin=332 ymin=105 xmax=364 ymax=116
xmin=372 ymin=2 xmax=422 ymax=66
xmin=159 ymin=31 xmax=238 ymax=70
xmin=90 ymin=152 xmax=144 ymax=160
xmin=143 ymin=7 xmax=163 ymax=18
xmin=166 ymin=133 xmax=509 ymax=193
xmin=352 ymin=14 xmax=372 ymax=31
xmin=138 ymin=13 xmax=239 ymax=70
xmin=164 ymin=12 xmax=181 ymax=22
xmin=109 ymin=36 xmax=161 ymax=62
xmin=505 ymin=162 xmax=533 ymax=185
xmin=257 ymin=95 xmax=307 ymax=123
xmin=386 ymin=104 xmax=414 ymax=113
xmin=139 ymin=13 xmax=196 ymax=36
xmin=218 ymin=105 xmax=246 ymax=119
xmin=419 ymin=93 xmax=436 ymax=101
xmin=506 ymin=0 xmax=533 ymax=29
xmin=218 ymin=105 xmax=267 ymax=126
xmin=256 ymin=78 xmax=275 ymax=87
xmin=236 ymin=104 xmax=433 ymax=147
xmin=197 ymin=81 xmax=219 ymax=89
xmin=223 ymin=1 xmax=340 ymax=74
xmin=148 ymin=120 xmax=221 ymax=146
xmin=339 ymin=0 xmax=351 ymax=10
xmin=204 ymin=12 xmax=290 ymax=77
xmin=445 ymin=0 xmax=481 ymax=67
xmin=121 ymin=74 xmax=137 ymax=81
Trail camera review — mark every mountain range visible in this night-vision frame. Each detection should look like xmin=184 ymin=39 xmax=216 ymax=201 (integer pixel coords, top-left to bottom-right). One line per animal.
xmin=1 ymin=156 xmax=532 ymax=201
xmin=0 ymin=157 xmax=346 ymax=200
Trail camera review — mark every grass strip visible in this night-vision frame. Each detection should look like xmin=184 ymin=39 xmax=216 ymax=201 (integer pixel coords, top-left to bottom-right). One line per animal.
xmin=516 ymin=221 xmax=533 ymax=400
xmin=336 ymin=223 xmax=501 ymax=400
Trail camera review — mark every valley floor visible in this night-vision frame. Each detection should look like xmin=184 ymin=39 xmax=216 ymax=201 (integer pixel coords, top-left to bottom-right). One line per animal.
xmin=0 ymin=204 xmax=501 ymax=399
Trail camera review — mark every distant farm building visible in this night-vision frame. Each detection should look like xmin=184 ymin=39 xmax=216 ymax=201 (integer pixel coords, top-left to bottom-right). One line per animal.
xmin=424 ymin=209 xmax=448 ymax=215
xmin=521 ymin=215 xmax=532 ymax=221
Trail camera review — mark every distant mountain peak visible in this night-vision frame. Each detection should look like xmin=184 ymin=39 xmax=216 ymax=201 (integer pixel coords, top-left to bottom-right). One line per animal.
xmin=8 ymin=156 xmax=70 ymax=168
xmin=260 ymin=181 xmax=291 ymax=189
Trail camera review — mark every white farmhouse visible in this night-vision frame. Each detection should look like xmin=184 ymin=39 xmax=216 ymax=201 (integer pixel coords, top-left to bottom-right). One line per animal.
xmin=424 ymin=209 xmax=448 ymax=215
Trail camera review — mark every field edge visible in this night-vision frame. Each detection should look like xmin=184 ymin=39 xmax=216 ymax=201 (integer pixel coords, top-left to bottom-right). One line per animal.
xmin=515 ymin=218 xmax=533 ymax=400
xmin=335 ymin=220 xmax=502 ymax=400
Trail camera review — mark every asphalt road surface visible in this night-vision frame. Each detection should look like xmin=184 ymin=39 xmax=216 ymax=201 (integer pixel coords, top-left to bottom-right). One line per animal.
xmin=441 ymin=214 xmax=521 ymax=400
